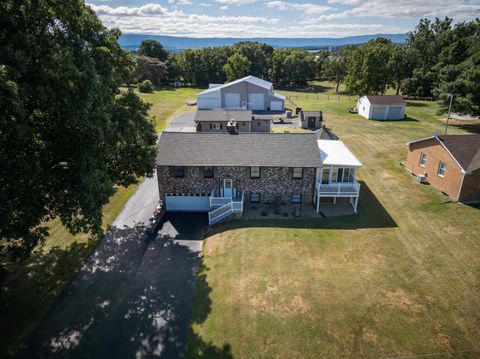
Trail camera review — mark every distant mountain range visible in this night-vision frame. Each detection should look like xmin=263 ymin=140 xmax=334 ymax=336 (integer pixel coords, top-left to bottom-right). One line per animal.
xmin=119 ymin=33 xmax=407 ymax=51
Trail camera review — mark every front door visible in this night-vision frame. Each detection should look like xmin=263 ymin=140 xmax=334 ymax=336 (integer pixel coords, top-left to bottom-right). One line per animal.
xmin=308 ymin=117 xmax=316 ymax=129
xmin=222 ymin=179 xmax=235 ymax=198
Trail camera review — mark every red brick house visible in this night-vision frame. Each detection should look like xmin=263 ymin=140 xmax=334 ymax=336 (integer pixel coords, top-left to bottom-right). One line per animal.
xmin=405 ymin=134 xmax=480 ymax=202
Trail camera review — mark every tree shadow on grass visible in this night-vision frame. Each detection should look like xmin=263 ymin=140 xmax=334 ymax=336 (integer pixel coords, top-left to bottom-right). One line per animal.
xmin=406 ymin=101 xmax=429 ymax=107
xmin=401 ymin=116 xmax=419 ymax=122
xmin=209 ymin=180 xmax=396 ymax=237
xmin=446 ymin=120 xmax=480 ymax=134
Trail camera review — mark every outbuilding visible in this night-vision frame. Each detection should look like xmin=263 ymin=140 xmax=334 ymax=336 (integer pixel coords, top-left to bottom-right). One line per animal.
xmin=357 ymin=95 xmax=406 ymax=120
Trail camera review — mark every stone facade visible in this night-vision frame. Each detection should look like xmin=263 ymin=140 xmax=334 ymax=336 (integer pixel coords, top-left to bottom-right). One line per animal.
xmin=157 ymin=165 xmax=317 ymax=205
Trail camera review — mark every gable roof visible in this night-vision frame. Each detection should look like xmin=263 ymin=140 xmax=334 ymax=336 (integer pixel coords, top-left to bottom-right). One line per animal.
xmin=365 ymin=95 xmax=406 ymax=105
xmin=197 ymin=75 xmax=273 ymax=96
xmin=407 ymin=135 xmax=480 ymax=173
xmin=194 ymin=109 xmax=253 ymax=122
xmin=157 ymin=132 xmax=322 ymax=167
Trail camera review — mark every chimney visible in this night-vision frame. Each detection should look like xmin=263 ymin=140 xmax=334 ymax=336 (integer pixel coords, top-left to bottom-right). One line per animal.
xmin=226 ymin=120 xmax=237 ymax=134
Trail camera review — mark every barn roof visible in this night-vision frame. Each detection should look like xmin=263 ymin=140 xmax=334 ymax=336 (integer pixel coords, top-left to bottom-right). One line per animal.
xmin=365 ymin=95 xmax=406 ymax=105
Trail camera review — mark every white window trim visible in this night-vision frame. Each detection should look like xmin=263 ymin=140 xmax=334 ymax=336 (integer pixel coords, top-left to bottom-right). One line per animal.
xmin=419 ymin=152 xmax=427 ymax=167
xmin=437 ymin=161 xmax=446 ymax=178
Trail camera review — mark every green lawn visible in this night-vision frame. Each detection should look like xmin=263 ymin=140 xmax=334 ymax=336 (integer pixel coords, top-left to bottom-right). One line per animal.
xmin=187 ymin=82 xmax=480 ymax=358
xmin=0 ymin=86 xmax=201 ymax=358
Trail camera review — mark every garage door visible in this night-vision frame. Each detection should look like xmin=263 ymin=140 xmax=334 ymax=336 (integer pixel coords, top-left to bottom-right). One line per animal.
xmin=165 ymin=195 xmax=211 ymax=212
xmin=198 ymin=98 xmax=221 ymax=110
xmin=225 ymin=93 xmax=241 ymax=108
xmin=248 ymin=93 xmax=265 ymax=110
xmin=387 ymin=106 xmax=404 ymax=120
xmin=270 ymin=101 xmax=283 ymax=111
xmin=371 ymin=106 xmax=387 ymax=120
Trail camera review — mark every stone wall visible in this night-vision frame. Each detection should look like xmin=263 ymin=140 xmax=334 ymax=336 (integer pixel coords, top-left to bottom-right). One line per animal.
xmin=157 ymin=165 xmax=316 ymax=204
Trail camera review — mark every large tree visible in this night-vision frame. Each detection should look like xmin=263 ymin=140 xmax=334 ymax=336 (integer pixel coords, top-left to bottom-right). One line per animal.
xmin=323 ymin=46 xmax=355 ymax=92
xmin=0 ymin=0 xmax=157 ymax=255
xmin=344 ymin=39 xmax=393 ymax=95
xmin=223 ymin=53 xmax=251 ymax=82
xmin=134 ymin=55 xmax=168 ymax=87
xmin=138 ymin=39 xmax=169 ymax=61
xmin=434 ymin=19 xmax=480 ymax=115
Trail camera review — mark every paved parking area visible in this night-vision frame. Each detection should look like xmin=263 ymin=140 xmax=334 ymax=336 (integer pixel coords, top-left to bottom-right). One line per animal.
xmin=19 ymin=174 xmax=207 ymax=359
xmin=167 ymin=111 xmax=196 ymax=132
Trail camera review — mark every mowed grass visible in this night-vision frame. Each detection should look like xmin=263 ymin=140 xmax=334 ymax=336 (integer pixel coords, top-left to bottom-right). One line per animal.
xmin=187 ymin=82 xmax=480 ymax=358
xmin=0 ymin=86 xmax=201 ymax=358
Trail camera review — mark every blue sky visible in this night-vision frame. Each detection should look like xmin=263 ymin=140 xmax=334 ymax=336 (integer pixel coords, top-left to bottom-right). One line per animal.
xmin=87 ymin=0 xmax=480 ymax=38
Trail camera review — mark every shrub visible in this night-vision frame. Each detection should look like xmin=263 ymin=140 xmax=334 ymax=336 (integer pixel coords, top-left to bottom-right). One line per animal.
xmin=282 ymin=212 xmax=289 ymax=217
xmin=260 ymin=211 xmax=268 ymax=217
xmin=138 ymin=80 xmax=154 ymax=93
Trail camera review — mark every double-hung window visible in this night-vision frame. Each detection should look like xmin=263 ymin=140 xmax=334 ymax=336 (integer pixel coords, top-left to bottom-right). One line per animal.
xmin=250 ymin=166 xmax=260 ymax=178
xmin=419 ymin=152 xmax=427 ymax=167
xmin=291 ymin=194 xmax=302 ymax=204
xmin=437 ymin=161 xmax=446 ymax=177
xmin=250 ymin=192 xmax=260 ymax=203
xmin=203 ymin=166 xmax=213 ymax=178
xmin=174 ymin=166 xmax=185 ymax=178
xmin=210 ymin=123 xmax=222 ymax=130
xmin=293 ymin=167 xmax=303 ymax=179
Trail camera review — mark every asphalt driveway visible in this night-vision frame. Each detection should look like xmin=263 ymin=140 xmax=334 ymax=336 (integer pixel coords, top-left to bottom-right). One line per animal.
xmin=167 ymin=111 xmax=195 ymax=132
xmin=19 ymin=173 xmax=208 ymax=359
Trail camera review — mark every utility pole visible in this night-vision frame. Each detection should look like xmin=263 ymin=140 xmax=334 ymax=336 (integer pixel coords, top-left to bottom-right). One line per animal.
xmin=444 ymin=93 xmax=454 ymax=135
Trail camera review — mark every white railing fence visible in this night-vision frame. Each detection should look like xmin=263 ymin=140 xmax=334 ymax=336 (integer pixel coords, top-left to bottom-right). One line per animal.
xmin=208 ymin=191 xmax=244 ymax=225
xmin=317 ymin=181 xmax=361 ymax=196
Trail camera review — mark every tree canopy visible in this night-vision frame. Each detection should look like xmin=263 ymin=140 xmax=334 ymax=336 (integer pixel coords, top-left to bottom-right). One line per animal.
xmin=224 ymin=53 xmax=251 ymax=82
xmin=138 ymin=39 xmax=169 ymax=61
xmin=0 ymin=0 xmax=157 ymax=255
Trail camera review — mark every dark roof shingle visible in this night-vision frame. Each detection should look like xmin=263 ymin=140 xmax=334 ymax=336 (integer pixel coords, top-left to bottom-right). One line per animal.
xmin=365 ymin=95 xmax=406 ymax=105
xmin=437 ymin=135 xmax=480 ymax=172
xmin=156 ymin=132 xmax=322 ymax=167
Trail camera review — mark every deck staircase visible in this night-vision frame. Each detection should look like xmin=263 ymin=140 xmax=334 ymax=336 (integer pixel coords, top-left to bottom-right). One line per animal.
xmin=208 ymin=191 xmax=244 ymax=225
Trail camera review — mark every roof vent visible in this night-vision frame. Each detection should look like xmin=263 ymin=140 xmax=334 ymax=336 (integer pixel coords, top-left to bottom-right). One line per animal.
xmin=226 ymin=120 xmax=238 ymax=134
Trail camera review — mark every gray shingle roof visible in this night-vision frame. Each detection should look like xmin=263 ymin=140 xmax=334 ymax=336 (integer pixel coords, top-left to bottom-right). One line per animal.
xmin=157 ymin=132 xmax=322 ymax=167
xmin=194 ymin=109 xmax=253 ymax=122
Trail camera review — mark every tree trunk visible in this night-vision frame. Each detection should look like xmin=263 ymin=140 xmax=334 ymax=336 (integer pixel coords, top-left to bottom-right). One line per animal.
xmin=396 ymin=81 xmax=401 ymax=95
xmin=335 ymin=79 xmax=340 ymax=92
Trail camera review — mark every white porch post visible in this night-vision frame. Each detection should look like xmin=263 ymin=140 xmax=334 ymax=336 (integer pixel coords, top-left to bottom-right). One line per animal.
xmin=316 ymin=189 xmax=320 ymax=213
xmin=354 ymin=195 xmax=359 ymax=213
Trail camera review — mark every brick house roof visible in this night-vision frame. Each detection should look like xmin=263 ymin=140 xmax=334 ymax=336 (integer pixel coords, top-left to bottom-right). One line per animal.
xmin=156 ymin=132 xmax=322 ymax=167
xmin=408 ymin=135 xmax=480 ymax=172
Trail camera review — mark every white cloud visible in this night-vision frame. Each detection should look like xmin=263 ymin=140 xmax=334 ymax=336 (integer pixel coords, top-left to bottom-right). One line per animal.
xmin=220 ymin=5 xmax=229 ymax=10
xmin=215 ymin=0 xmax=257 ymax=4
xmin=266 ymin=1 xmax=331 ymax=14
xmin=198 ymin=2 xmax=212 ymax=6
xmin=168 ymin=0 xmax=193 ymax=5
xmin=327 ymin=0 xmax=361 ymax=5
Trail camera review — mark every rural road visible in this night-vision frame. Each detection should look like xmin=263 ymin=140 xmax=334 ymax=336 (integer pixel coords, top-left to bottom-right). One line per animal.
xmin=19 ymin=173 xmax=208 ymax=359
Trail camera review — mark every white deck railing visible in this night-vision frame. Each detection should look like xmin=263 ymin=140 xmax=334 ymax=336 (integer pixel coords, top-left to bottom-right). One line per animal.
xmin=316 ymin=181 xmax=360 ymax=196
xmin=208 ymin=191 xmax=244 ymax=225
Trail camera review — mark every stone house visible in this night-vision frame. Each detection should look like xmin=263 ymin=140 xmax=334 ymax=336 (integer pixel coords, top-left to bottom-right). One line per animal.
xmin=406 ymin=134 xmax=480 ymax=202
xmin=156 ymin=131 xmax=363 ymax=224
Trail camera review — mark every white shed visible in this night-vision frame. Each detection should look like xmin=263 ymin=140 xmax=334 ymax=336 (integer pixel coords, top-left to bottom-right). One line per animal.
xmin=357 ymin=95 xmax=406 ymax=120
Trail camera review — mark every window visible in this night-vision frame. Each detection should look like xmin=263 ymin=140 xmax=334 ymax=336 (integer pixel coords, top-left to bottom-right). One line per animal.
xmin=437 ymin=161 xmax=446 ymax=177
xmin=322 ymin=168 xmax=330 ymax=184
xmin=210 ymin=123 xmax=222 ymax=130
xmin=331 ymin=167 xmax=338 ymax=183
xmin=203 ymin=166 xmax=213 ymax=178
xmin=419 ymin=152 xmax=427 ymax=167
xmin=337 ymin=168 xmax=344 ymax=182
xmin=342 ymin=168 xmax=354 ymax=183
xmin=250 ymin=192 xmax=260 ymax=203
xmin=174 ymin=166 xmax=185 ymax=178
xmin=293 ymin=167 xmax=303 ymax=179
xmin=250 ymin=166 xmax=260 ymax=178
xmin=291 ymin=194 xmax=302 ymax=204
xmin=257 ymin=122 xmax=261 ymax=126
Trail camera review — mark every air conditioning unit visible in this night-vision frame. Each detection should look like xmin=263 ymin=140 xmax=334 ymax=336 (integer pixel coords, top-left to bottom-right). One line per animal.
xmin=416 ymin=174 xmax=428 ymax=183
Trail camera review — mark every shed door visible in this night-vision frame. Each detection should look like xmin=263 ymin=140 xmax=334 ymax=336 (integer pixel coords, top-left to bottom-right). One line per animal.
xmin=248 ymin=93 xmax=265 ymax=110
xmin=225 ymin=93 xmax=241 ymax=109
xmin=387 ymin=106 xmax=404 ymax=120
xmin=371 ymin=106 xmax=387 ymax=120
xmin=270 ymin=101 xmax=283 ymax=111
